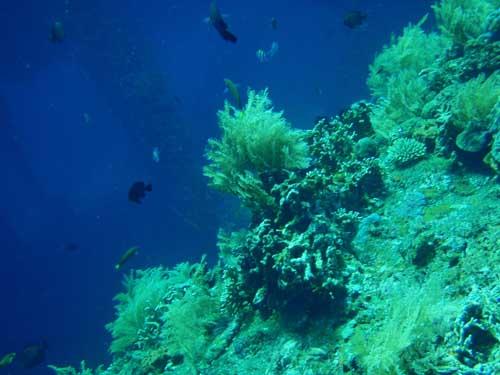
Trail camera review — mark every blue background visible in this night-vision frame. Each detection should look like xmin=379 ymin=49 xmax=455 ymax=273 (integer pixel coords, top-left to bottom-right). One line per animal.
xmin=0 ymin=0 xmax=434 ymax=373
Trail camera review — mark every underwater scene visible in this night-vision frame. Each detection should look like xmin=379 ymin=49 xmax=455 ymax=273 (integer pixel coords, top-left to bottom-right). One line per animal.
xmin=1 ymin=0 xmax=499 ymax=374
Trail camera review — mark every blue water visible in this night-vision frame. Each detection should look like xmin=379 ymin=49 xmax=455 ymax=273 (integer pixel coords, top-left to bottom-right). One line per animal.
xmin=0 ymin=1 xmax=435 ymax=373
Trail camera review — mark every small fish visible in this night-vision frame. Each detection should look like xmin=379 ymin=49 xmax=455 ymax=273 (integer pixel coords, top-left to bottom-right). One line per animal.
xmin=256 ymin=49 xmax=266 ymax=63
xmin=63 ymin=242 xmax=79 ymax=253
xmin=18 ymin=341 xmax=47 ymax=369
xmin=209 ymin=1 xmax=237 ymax=42
xmin=271 ymin=17 xmax=278 ymax=30
xmin=0 ymin=352 xmax=15 ymax=368
xmin=173 ymin=96 xmax=182 ymax=105
xmin=152 ymin=147 xmax=160 ymax=163
xmin=83 ymin=112 xmax=91 ymax=125
xmin=224 ymin=78 xmax=241 ymax=108
xmin=256 ymin=41 xmax=279 ymax=63
xmin=115 ymin=246 xmax=139 ymax=270
xmin=343 ymin=10 xmax=367 ymax=29
xmin=128 ymin=181 xmax=152 ymax=204
xmin=49 ymin=21 xmax=65 ymax=43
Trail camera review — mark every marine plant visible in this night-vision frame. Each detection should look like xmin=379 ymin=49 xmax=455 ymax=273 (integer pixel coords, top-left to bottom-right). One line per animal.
xmin=450 ymin=72 xmax=499 ymax=131
xmin=350 ymin=276 xmax=461 ymax=375
xmin=367 ymin=16 xmax=451 ymax=139
xmin=204 ymin=88 xmax=309 ymax=210
xmin=160 ymin=284 xmax=221 ymax=373
xmin=367 ymin=15 xmax=450 ymax=98
xmin=106 ymin=267 xmax=170 ymax=354
xmin=432 ymin=0 xmax=499 ymax=45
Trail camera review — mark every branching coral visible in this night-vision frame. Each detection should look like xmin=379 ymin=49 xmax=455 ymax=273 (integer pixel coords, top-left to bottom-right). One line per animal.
xmin=386 ymin=138 xmax=427 ymax=167
xmin=215 ymin=107 xmax=383 ymax=317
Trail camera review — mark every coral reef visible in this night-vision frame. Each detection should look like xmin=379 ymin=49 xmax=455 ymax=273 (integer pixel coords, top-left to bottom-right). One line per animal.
xmin=50 ymin=1 xmax=499 ymax=374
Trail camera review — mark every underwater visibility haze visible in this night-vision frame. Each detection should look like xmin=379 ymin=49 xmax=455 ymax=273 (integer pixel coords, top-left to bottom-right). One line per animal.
xmin=0 ymin=0 xmax=499 ymax=374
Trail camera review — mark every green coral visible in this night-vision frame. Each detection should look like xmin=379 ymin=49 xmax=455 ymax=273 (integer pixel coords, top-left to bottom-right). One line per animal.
xmin=432 ymin=0 xmax=499 ymax=45
xmin=443 ymin=72 xmax=500 ymax=154
xmin=106 ymin=267 xmax=170 ymax=354
xmin=96 ymin=260 xmax=226 ymax=374
xmin=204 ymin=88 xmax=309 ymax=210
xmin=367 ymin=16 xmax=451 ymax=139
xmin=370 ymin=71 xmax=433 ymax=139
xmin=368 ymin=15 xmax=450 ymax=98
xmin=450 ymin=72 xmax=499 ymax=130
xmin=160 ymin=275 xmax=221 ymax=373
xmin=350 ymin=276 xmax=461 ymax=375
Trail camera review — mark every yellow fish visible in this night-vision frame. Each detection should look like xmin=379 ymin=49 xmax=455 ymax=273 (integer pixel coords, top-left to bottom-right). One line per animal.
xmin=115 ymin=246 xmax=139 ymax=270
xmin=224 ymin=78 xmax=241 ymax=109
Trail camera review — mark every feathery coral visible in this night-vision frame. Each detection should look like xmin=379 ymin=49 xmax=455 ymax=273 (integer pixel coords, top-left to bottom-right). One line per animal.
xmin=204 ymin=88 xmax=309 ymax=209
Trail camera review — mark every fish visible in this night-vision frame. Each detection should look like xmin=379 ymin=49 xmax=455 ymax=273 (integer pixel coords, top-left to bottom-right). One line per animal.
xmin=152 ymin=147 xmax=160 ymax=163
xmin=271 ymin=17 xmax=278 ymax=30
xmin=63 ymin=242 xmax=79 ymax=253
xmin=83 ymin=112 xmax=91 ymax=125
xmin=115 ymin=246 xmax=139 ymax=270
xmin=18 ymin=341 xmax=47 ymax=369
xmin=209 ymin=1 xmax=237 ymax=43
xmin=256 ymin=49 xmax=266 ymax=62
xmin=0 ymin=352 xmax=15 ymax=368
xmin=49 ymin=21 xmax=65 ymax=43
xmin=343 ymin=10 xmax=367 ymax=29
xmin=256 ymin=41 xmax=279 ymax=63
xmin=224 ymin=78 xmax=241 ymax=108
xmin=173 ymin=96 xmax=182 ymax=105
xmin=128 ymin=181 xmax=152 ymax=204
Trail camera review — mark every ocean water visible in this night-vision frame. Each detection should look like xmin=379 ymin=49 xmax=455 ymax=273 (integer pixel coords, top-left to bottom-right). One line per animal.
xmin=1 ymin=1 xmax=498 ymax=374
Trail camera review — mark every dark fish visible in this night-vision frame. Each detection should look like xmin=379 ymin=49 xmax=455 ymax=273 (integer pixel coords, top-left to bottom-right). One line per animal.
xmin=271 ymin=17 xmax=278 ymax=30
xmin=128 ymin=181 xmax=152 ymax=204
xmin=209 ymin=1 xmax=237 ymax=43
xmin=173 ymin=96 xmax=182 ymax=105
xmin=18 ymin=341 xmax=47 ymax=369
xmin=115 ymin=246 xmax=139 ymax=270
xmin=49 ymin=21 xmax=64 ymax=43
xmin=343 ymin=10 xmax=367 ymax=29
xmin=63 ymin=242 xmax=79 ymax=253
